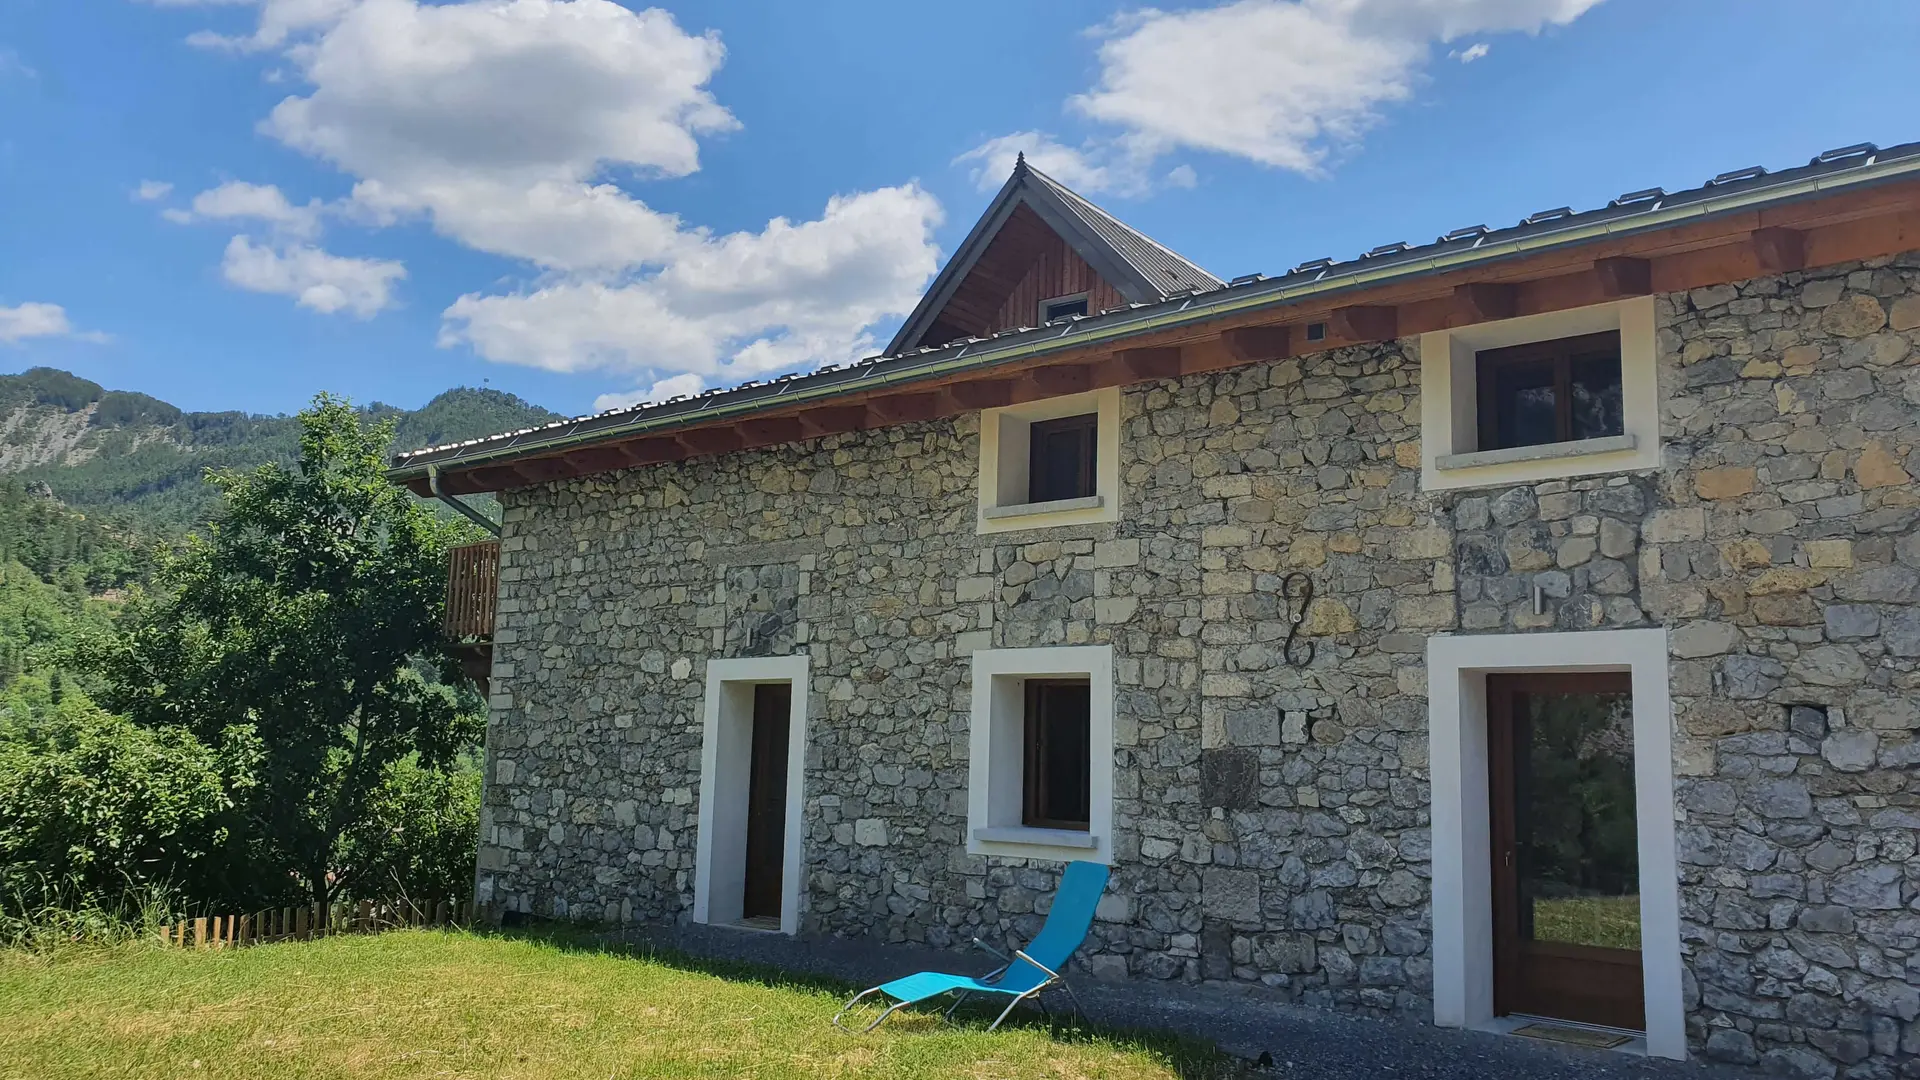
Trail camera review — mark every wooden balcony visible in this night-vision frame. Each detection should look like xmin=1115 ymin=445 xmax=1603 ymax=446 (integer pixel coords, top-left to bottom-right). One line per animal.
xmin=445 ymin=540 xmax=499 ymax=641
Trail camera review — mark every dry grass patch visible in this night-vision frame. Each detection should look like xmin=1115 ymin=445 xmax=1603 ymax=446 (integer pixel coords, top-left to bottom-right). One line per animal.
xmin=0 ymin=929 xmax=1237 ymax=1080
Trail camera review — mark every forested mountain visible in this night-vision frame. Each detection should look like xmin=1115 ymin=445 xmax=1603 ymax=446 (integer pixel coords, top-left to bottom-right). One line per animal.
xmin=0 ymin=367 xmax=563 ymax=531
xmin=0 ymin=477 xmax=149 ymax=684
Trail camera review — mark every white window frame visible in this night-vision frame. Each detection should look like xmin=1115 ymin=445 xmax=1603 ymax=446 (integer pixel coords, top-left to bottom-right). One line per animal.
xmin=967 ymin=645 xmax=1115 ymax=864
xmin=1419 ymin=297 xmax=1660 ymax=491
xmin=976 ymin=386 xmax=1121 ymax=534
xmin=1426 ymin=628 xmax=1683 ymax=1060
xmin=693 ymin=654 xmax=809 ymax=935
xmin=1040 ymin=292 xmax=1090 ymax=323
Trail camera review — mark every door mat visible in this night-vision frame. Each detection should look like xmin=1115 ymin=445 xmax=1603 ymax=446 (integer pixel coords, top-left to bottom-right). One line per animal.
xmin=1511 ymin=1023 xmax=1633 ymax=1049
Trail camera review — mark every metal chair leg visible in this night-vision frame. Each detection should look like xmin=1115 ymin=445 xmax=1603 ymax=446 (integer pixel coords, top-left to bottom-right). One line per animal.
xmin=942 ymin=990 xmax=972 ymax=1023
xmin=987 ymin=986 xmax=1049 ymax=1032
xmin=1058 ymin=976 xmax=1088 ymax=1020
xmin=832 ymin=987 xmax=906 ymax=1034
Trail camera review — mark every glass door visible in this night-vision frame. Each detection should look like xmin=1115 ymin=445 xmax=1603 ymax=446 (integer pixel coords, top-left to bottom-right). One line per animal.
xmin=1487 ymin=672 xmax=1644 ymax=1030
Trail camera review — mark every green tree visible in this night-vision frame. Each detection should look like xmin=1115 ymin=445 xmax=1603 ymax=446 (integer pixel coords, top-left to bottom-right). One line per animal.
xmin=84 ymin=396 xmax=483 ymax=908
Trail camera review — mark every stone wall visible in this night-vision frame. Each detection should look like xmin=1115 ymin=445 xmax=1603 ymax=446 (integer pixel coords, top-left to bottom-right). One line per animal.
xmin=478 ymin=256 xmax=1918 ymax=1075
xmin=1650 ymin=259 xmax=1920 ymax=1079
xmin=481 ymin=338 xmax=1445 ymax=1019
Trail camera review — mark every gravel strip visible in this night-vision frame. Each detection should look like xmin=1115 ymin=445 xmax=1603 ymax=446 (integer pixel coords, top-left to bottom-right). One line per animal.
xmin=607 ymin=922 xmax=1758 ymax=1080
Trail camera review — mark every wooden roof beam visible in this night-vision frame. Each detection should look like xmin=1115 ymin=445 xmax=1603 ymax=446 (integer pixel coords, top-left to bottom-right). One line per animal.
xmin=677 ymin=427 xmax=746 ymax=455
xmin=624 ymin=437 xmax=685 ymax=464
xmin=1328 ymin=305 xmax=1398 ymax=342
xmin=868 ymin=392 xmax=941 ymax=423
xmin=738 ymin=416 xmax=806 ymax=447
xmin=1752 ymin=227 xmax=1806 ymax=274
xmin=1451 ymin=282 xmax=1518 ymax=324
xmin=1115 ymin=346 xmax=1184 ymax=381
xmin=515 ymin=457 xmax=577 ymax=483
xmin=1219 ymin=326 xmax=1291 ymax=364
xmin=562 ymin=445 xmax=639 ymax=476
xmin=944 ymin=380 xmax=1015 ymax=410
xmin=463 ymin=465 xmax=531 ymax=491
xmin=1594 ymin=256 xmax=1652 ymax=298
xmin=796 ymin=404 xmax=870 ymax=437
xmin=1028 ymin=364 xmax=1091 ymax=396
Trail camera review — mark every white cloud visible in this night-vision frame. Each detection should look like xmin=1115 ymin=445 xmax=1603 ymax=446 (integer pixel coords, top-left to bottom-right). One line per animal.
xmin=967 ymin=0 xmax=1601 ymax=187
xmin=1451 ymin=42 xmax=1491 ymax=62
xmin=954 ymin=131 xmax=1151 ymax=196
xmin=442 ymin=184 xmax=941 ymax=378
xmin=262 ymin=0 xmax=736 ymax=272
xmin=169 ymin=180 xmax=324 ymax=237
xmin=167 ymin=0 xmax=360 ymax=52
xmin=220 ymin=235 xmax=405 ymax=317
xmin=156 ymin=0 xmax=946 ymax=397
xmin=134 ymin=179 xmax=175 ymax=202
xmin=592 ymin=372 xmax=704 ymax=412
xmin=0 ymin=47 xmax=36 ymax=80
xmin=0 ymin=302 xmax=107 ymax=344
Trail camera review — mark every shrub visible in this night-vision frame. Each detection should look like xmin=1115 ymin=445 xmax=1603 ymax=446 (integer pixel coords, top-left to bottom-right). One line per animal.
xmin=0 ymin=679 xmax=257 ymax=910
xmin=337 ymin=754 xmax=480 ymax=907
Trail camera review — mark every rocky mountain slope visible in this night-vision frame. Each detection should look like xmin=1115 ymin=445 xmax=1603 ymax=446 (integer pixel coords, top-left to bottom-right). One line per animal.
xmin=0 ymin=367 xmax=563 ymax=531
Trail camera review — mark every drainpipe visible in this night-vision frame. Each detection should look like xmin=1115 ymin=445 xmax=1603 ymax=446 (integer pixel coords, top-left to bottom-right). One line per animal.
xmin=426 ymin=463 xmax=501 ymax=537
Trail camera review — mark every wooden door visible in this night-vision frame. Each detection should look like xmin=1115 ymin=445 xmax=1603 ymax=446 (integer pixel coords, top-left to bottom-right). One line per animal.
xmin=1488 ymin=672 xmax=1645 ymax=1030
xmin=741 ymin=682 xmax=791 ymax=922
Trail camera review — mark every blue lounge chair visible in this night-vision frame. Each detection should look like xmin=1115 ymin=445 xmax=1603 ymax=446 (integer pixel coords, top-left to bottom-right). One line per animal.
xmin=832 ymin=860 xmax=1110 ymax=1033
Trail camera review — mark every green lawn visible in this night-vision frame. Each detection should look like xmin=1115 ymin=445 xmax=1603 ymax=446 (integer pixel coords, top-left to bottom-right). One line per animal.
xmin=0 ymin=929 xmax=1237 ymax=1080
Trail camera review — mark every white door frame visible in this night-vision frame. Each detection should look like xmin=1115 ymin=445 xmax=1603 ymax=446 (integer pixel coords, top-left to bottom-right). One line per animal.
xmin=1426 ymin=628 xmax=1684 ymax=1059
xmin=693 ymin=654 xmax=809 ymax=935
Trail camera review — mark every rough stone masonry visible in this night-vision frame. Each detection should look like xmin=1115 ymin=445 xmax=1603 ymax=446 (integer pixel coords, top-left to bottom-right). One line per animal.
xmin=479 ymin=256 xmax=1919 ymax=1078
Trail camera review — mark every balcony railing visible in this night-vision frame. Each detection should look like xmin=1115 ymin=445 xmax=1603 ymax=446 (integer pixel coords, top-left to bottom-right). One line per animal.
xmin=444 ymin=540 xmax=499 ymax=640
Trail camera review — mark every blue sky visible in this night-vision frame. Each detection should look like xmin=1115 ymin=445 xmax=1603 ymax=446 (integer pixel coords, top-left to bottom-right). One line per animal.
xmin=1 ymin=0 xmax=1917 ymax=420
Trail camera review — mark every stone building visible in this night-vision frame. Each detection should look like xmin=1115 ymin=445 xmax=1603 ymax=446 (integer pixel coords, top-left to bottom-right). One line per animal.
xmin=395 ymin=145 xmax=1920 ymax=1076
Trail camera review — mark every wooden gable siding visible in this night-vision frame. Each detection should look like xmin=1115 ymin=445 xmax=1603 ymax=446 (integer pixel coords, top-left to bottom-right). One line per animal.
xmin=987 ymin=231 xmax=1127 ymax=334
xmin=920 ymin=204 xmax=1122 ymax=347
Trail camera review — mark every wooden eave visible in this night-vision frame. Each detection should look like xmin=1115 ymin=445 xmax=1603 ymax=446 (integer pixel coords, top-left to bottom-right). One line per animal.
xmin=399 ymin=175 xmax=1920 ymax=498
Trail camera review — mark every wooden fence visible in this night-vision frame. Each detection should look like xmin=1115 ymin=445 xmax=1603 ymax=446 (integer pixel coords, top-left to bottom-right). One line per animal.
xmin=444 ymin=539 xmax=499 ymax=640
xmin=159 ymin=899 xmax=485 ymax=950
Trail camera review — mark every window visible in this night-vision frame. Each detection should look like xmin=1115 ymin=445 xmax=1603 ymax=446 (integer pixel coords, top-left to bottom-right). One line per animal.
xmin=1027 ymin=414 xmax=1097 ymax=503
xmin=976 ymin=387 xmax=1120 ymax=533
xmin=1476 ymin=331 xmax=1623 ymax=451
xmin=1042 ymin=294 xmax=1089 ymax=322
xmin=1023 ymin=679 xmax=1091 ymax=830
xmin=1417 ymin=298 xmax=1659 ymax=491
xmin=968 ymin=646 xmax=1114 ymax=863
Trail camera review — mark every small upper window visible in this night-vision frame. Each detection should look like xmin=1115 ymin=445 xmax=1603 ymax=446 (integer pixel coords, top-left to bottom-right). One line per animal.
xmin=1476 ymin=331 xmax=1623 ymax=452
xmin=978 ymin=387 xmax=1119 ymax=532
xmin=1027 ymin=413 xmax=1097 ymax=503
xmin=1042 ymin=295 xmax=1089 ymax=322
xmin=1023 ymin=679 xmax=1091 ymax=831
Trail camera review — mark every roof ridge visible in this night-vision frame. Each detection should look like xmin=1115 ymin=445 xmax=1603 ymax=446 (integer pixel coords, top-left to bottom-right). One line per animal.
xmin=1020 ymin=161 xmax=1223 ymax=288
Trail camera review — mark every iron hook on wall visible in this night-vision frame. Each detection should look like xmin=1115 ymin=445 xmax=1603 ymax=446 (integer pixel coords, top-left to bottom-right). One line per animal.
xmin=1279 ymin=571 xmax=1315 ymax=668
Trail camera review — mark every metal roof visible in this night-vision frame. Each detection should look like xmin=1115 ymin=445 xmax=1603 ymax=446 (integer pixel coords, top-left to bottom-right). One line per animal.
xmin=392 ymin=139 xmax=1920 ymax=479
xmin=1021 ymin=160 xmax=1224 ymax=298
xmin=882 ymin=155 xmax=1223 ymax=355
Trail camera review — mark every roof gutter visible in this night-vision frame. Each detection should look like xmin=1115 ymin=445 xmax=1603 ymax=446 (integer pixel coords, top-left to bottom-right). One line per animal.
xmin=391 ymin=152 xmax=1920 ymax=483
xmin=427 ymin=463 xmax=501 ymax=536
